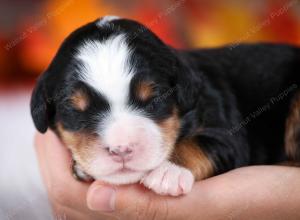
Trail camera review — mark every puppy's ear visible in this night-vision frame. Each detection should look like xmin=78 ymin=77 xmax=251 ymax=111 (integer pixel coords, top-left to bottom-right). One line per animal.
xmin=30 ymin=74 xmax=52 ymax=133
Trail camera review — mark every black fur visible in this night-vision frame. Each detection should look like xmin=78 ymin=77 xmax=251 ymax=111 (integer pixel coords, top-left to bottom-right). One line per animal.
xmin=31 ymin=17 xmax=300 ymax=177
xmin=180 ymin=44 xmax=300 ymax=172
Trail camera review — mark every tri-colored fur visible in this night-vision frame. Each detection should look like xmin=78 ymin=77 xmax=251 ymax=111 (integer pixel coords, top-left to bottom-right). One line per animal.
xmin=31 ymin=16 xmax=300 ymax=196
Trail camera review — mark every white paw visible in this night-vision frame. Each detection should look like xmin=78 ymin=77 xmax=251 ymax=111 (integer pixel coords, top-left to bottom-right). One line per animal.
xmin=141 ymin=161 xmax=195 ymax=196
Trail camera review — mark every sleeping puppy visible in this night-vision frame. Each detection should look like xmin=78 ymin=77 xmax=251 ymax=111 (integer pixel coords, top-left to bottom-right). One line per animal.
xmin=31 ymin=16 xmax=300 ymax=196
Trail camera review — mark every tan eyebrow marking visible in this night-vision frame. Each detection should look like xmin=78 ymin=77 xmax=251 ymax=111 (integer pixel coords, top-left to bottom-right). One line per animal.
xmin=70 ymin=89 xmax=89 ymax=111
xmin=136 ymin=81 xmax=156 ymax=101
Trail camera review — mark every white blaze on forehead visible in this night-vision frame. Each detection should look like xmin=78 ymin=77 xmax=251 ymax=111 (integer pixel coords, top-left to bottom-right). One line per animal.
xmin=76 ymin=34 xmax=134 ymax=108
xmin=96 ymin=15 xmax=120 ymax=27
xmin=74 ymin=33 xmax=168 ymax=184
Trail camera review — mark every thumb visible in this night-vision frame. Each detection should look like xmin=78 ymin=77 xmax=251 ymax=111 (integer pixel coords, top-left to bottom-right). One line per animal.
xmin=86 ymin=181 xmax=191 ymax=219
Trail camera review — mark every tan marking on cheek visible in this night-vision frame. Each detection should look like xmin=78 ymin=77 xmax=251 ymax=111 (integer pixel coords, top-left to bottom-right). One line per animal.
xmin=56 ymin=123 xmax=97 ymax=166
xmin=136 ymin=81 xmax=155 ymax=101
xmin=285 ymin=91 xmax=300 ymax=161
xmin=158 ymin=109 xmax=180 ymax=155
xmin=70 ymin=89 xmax=89 ymax=111
xmin=170 ymin=138 xmax=214 ymax=180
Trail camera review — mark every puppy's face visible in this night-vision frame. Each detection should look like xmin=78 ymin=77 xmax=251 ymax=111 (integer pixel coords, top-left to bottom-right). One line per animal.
xmin=31 ymin=17 xmax=197 ymax=184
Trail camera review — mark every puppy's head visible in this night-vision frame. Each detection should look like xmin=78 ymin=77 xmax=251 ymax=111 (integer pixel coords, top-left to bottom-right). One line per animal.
xmin=31 ymin=16 xmax=201 ymax=184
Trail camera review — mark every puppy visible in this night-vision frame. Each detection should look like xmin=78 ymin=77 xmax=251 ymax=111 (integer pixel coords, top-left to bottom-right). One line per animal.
xmin=31 ymin=16 xmax=300 ymax=196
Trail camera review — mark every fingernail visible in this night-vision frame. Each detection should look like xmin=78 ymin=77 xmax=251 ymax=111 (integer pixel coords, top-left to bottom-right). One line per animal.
xmin=87 ymin=185 xmax=116 ymax=212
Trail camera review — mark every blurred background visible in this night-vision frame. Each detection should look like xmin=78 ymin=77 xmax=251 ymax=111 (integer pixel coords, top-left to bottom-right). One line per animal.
xmin=0 ymin=0 xmax=300 ymax=219
xmin=1 ymin=0 xmax=300 ymax=87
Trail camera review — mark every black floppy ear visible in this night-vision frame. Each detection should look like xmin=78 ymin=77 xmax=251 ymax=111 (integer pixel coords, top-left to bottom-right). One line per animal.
xmin=30 ymin=75 xmax=51 ymax=133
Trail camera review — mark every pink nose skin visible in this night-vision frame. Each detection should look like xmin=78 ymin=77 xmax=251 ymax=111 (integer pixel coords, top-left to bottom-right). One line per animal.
xmin=108 ymin=145 xmax=134 ymax=163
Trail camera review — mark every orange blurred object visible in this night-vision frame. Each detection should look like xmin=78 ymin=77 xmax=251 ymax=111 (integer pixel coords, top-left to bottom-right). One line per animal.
xmin=0 ymin=0 xmax=299 ymax=87
xmin=20 ymin=0 xmax=111 ymax=74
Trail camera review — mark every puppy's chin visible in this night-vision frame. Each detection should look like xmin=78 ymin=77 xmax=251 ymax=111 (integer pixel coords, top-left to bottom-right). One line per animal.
xmin=96 ymin=170 xmax=146 ymax=185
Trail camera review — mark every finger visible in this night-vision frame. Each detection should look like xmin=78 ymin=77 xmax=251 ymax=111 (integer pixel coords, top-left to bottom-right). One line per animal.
xmin=34 ymin=130 xmax=90 ymax=210
xmin=86 ymin=180 xmax=221 ymax=220
xmin=34 ymin=131 xmax=71 ymax=184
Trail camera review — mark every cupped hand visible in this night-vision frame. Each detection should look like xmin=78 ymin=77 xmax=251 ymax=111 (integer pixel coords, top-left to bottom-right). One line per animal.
xmin=35 ymin=130 xmax=300 ymax=220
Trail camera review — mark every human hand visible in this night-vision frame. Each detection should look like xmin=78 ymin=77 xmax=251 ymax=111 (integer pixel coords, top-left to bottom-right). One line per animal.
xmin=35 ymin=130 xmax=300 ymax=220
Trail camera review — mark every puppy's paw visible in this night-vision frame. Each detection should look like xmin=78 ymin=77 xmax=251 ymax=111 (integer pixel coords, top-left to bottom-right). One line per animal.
xmin=141 ymin=161 xmax=194 ymax=196
xmin=72 ymin=160 xmax=94 ymax=182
